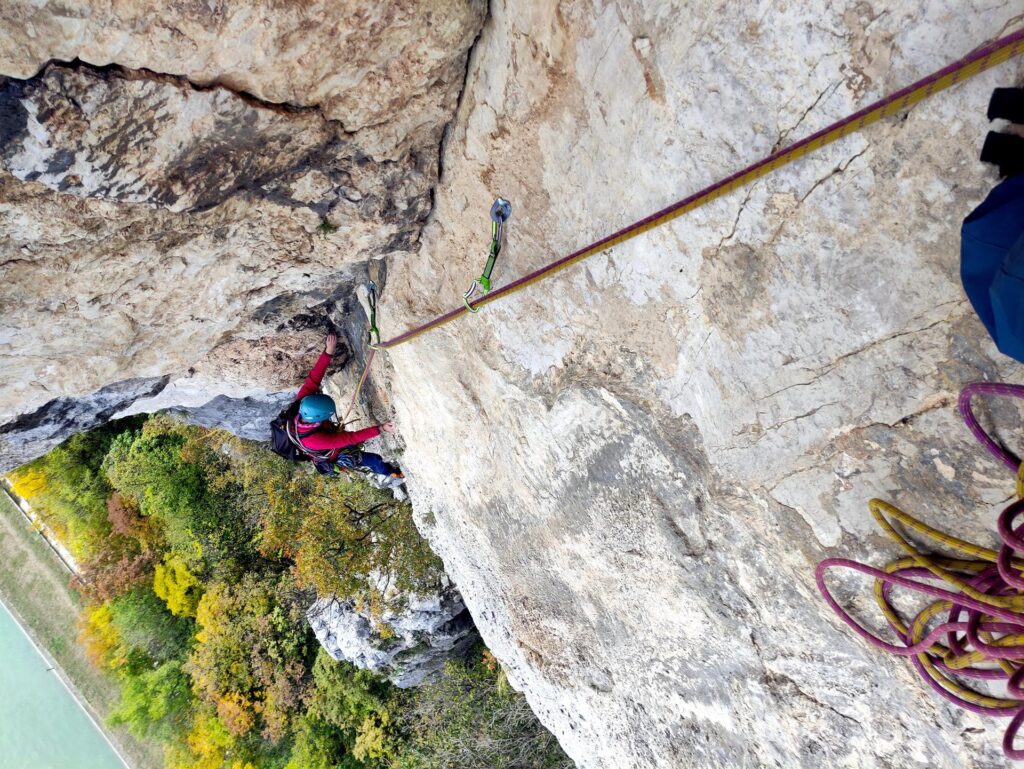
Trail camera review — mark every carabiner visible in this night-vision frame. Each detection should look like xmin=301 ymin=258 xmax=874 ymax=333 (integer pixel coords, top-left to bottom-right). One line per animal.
xmin=463 ymin=198 xmax=511 ymax=313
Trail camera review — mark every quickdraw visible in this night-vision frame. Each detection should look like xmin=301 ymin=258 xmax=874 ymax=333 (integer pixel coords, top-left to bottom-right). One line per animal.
xmin=366 ymin=280 xmax=381 ymax=348
xmin=463 ymin=198 xmax=512 ymax=313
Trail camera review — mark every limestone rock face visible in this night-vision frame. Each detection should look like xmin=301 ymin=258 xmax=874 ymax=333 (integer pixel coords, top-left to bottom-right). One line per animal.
xmin=378 ymin=2 xmax=1024 ymax=768
xmin=0 ymin=375 xmax=169 ymax=469
xmin=0 ymin=0 xmax=485 ymax=157
xmin=0 ymin=2 xmax=485 ymax=469
xmin=307 ymin=584 xmax=478 ymax=688
xmin=1 ymin=64 xmax=434 ymax=218
xmin=4 ymin=0 xmax=1024 ymax=767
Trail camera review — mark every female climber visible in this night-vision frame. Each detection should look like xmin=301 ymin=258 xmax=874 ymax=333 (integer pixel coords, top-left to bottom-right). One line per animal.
xmin=284 ymin=331 xmax=403 ymax=480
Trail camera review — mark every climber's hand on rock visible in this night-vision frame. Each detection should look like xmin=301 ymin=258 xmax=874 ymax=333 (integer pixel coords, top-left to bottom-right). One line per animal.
xmin=325 ymin=332 xmax=338 ymax=355
xmin=380 ymin=421 xmax=396 ymax=434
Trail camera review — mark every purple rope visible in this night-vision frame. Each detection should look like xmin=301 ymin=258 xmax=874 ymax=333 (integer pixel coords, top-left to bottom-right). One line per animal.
xmin=819 ymin=383 xmax=1024 ymax=755
xmin=959 ymin=382 xmax=1024 ymax=471
xmin=815 ymin=558 xmax=1024 ymax=653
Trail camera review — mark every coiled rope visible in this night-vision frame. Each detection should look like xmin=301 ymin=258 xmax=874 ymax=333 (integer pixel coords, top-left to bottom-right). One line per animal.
xmin=817 ymin=383 xmax=1024 ymax=759
xmin=370 ymin=29 xmax=1024 ymax=350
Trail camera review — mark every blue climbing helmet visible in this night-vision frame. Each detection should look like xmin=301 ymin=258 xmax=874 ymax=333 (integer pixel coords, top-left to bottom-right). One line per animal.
xmin=298 ymin=393 xmax=336 ymax=423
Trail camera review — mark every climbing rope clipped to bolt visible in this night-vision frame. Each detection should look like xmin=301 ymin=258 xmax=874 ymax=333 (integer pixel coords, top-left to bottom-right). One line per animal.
xmin=341 ymin=200 xmax=510 ymax=420
xmin=346 ymin=32 xmax=1024 ymax=416
xmin=362 ymin=30 xmax=1024 ymax=351
xmin=817 ymin=382 xmax=1024 ymax=759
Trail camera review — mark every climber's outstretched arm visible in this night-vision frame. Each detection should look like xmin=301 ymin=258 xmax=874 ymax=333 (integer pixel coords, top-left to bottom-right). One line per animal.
xmin=299 ymin=420 xmax=395 ymax=452
xmin=296 ymin=333 xmax=338 ymax=402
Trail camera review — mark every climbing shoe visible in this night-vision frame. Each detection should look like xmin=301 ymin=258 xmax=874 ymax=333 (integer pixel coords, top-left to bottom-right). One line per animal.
xmin=386 ymin=475 xmax=407 ymax=502
xmin=988 ymin=87 xmax=1024 ymax=124
xmin=980 ymin=131 xmax=1024 ymax=177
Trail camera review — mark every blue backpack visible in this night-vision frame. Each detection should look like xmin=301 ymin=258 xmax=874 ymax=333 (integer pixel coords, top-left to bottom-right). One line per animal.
xmin=961 ymin=175 xmax=1024 ymax=363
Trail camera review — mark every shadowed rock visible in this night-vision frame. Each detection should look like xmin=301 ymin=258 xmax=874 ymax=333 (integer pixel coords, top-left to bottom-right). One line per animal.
xmin=0 ymin=64 xmax=433 ymax=221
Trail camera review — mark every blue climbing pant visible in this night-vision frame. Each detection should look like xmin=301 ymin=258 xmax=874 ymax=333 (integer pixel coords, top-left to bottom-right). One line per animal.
xmin=344 ymin=451 xmax=398 ymax=476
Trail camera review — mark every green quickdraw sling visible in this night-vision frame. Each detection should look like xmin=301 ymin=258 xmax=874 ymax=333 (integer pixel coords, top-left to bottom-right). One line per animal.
xmin=463 ymin=198 xmax=512 ymax=313
xmin=366 ymin=280 xmax=381 ymax=347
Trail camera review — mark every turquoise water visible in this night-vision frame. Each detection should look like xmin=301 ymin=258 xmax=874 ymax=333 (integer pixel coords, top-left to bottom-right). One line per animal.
xmin=0 ymin=601 xmax=126 ymax=769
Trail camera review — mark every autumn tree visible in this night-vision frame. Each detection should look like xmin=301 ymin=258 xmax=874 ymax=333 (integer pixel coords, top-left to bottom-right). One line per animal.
xmin=187 ymin=573 xmax=315 ymax=740
xmin=8 ymin=418 xmax=141 ymax=558
xmin=154 ymin=554 xmax=203 ymax=617
xmin=73 ymin=545 xmax=154 ymax=603
xmin=251 ymin=468 xmax=444 ymax=603
xmin=78 ymin=604 xmax=128 ymax=670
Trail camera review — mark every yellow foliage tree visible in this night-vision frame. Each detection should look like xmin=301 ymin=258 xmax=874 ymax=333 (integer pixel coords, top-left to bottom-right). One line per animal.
xmin=153 ymin=554 xmax=202 ymax=617
xmin=7 ymin=466 xmax=47 ymax=500
xmin=77 ymin=604 xmax=127 ymax=670
xmin=166 ymin=712 xmax=235 ymax=769
xmin=192 ymin=584 xmax=229 ymax=646
xmin=353 ymin=710 xmax=392 ymax=762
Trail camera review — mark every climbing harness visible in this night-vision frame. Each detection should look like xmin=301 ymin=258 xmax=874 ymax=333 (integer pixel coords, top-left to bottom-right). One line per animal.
xmin=817 ymin=382 xmax=1024 ymax=759
xmin=359 ymin=29 xmax=1024 ymax=350
xmin=463 ymin=198 xmax=512 ymax=313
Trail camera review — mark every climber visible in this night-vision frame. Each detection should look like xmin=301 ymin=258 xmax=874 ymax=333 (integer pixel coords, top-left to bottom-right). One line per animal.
xmin=273 ymin=331 xmax=403 ymax=479
xmin=961 ymin=87 xmax=1024 ymax=364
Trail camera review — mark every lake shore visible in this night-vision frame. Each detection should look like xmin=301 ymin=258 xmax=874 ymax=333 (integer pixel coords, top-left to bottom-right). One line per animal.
xmin=0 ymin=485 xmax=162 ymax=769
xmin=0 ymin=593 xmax=130 ymax=768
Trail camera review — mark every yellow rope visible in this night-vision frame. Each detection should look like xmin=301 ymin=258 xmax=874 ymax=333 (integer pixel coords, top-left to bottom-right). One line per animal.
xmin=855 ymin=466 xmax=1024 ymax=709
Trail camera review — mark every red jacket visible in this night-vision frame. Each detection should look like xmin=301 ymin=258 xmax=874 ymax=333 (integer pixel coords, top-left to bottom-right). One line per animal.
xmin=294 ymin=352 xmax=381 ymax=457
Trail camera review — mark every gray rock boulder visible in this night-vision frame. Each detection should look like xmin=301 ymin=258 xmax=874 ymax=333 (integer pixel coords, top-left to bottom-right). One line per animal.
xmin=307 ymin=583 xmax=478 ymax=688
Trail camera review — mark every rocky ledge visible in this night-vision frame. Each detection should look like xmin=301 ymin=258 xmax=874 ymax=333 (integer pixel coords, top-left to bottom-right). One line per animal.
xmin=308 ymin=582 xmax=478 ymax=688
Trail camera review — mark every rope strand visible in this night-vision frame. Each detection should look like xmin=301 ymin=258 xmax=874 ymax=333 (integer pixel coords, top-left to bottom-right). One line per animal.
xmin=373 ymin=29 xmax=1024 ymax=350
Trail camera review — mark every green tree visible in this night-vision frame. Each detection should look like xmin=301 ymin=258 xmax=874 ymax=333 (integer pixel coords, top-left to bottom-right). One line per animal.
xmin=285 ymin=714 xmax=360 ymax=769
xmin=393 ymin=648 xmax=573 ymax=769
xmin=110 ymin=661 xmax=192 ymax=740
xmin=108 ymin=587 xmax=194 ymax=665
xmin=308 ymin=650 xmax=400 ymax=765
xmin=103 ymin=417 xmax=255 ymax=574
